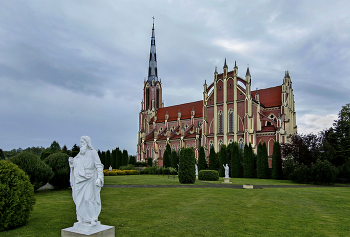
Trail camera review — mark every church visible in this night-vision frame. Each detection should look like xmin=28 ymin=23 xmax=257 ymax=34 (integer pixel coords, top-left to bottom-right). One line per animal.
xmin=137 ymin=22 xmax=297 ymax=166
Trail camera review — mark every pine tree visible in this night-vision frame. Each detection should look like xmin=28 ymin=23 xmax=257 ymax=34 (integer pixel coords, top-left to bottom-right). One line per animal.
xmin=219 ymin=145 xmax=228 ymax=177
xmin=208 ymin=146 xmax=216 ymax=170
xmin=105 ymin=150 xmax=111 ymax=168
xmin=163 ymin=143 xmax=171 ymax=168
xmin=257 ymin=142 xmax=269 ymax=179
xmin=122 ymin=149 xmax=128 ymax=166
xmin=243 ymin=143 xmax=255 ymax=178
xmin=198 ymin=146 xmax=206 ymax=171
xmin=111 ymin=149 xmax=117 ymax=169
xmin=231 ymin=142 xmax=241 ymax=178
xmin=271 ymin=141 xmax=283 ymax=179
xmin=116 ymin=149 xmax=122 ymax=169
xmin=170 ymin=150 xmax=178 ymax=169
xmin=100 ymin=151 xmax=106 ymax=169
xmin=178 ymin=148 xmax=196 ymax=184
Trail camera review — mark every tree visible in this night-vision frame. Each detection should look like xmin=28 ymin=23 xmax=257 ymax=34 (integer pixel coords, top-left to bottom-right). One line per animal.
xmin=333 ymin=103 xmax=350 ymax=166
xmin=243 ymin=143 xmax=255 ymax=178
xmin=100 ymin=151 xmax=106 ymax=168
xmin=208 ymin=146 xmax=216 ymax=170
xmin=129 ymin=155 xmax=136 ymax=165
xmin=178 ymin=148 xmax=196 ymax=184
xmin=163 ymin=143 xmax=171 ymax=168
xmin=219 ymin=145 xmax=228 ymax=177
xmin=231 ymin=142 xmax=241 ymax=178
xmin=71 ymin=144 xmax=80 ymax=158
xmin=170 ymin=150 xmax=178 ymax=169
xmin=49 ymin=141 xmax=61 ymax=153
xmin=111 ymin=149 xmax=117 ymax=168
xmin=122 ymin=149 xmax=128 ymax=166
xmin=105 ymin=150 xmax=111 ymax=168
xmin=271 ymin=141 xmax=283 ymax=179
xmin=116 ymin=149 xmax=122 ymax=169
xmin=198 ymin=146 xmax=206 ymax=171
xmin=257 ymin=142 xmax=269 ymax=179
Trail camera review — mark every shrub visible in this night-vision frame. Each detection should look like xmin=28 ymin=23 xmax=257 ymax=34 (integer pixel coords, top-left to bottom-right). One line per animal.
xmin=170 ymin=150 xmax=178 ymax=169
xmin=198 ymin=146 xmax=207 ymax=171
xmin=10 ymin=151 xmax=53 ymax=190
xmin=135 ymin=162 xmax=147 ymax=167
xmin=124 ymin=170 xmax=140 ymax=175
xmin=208 ymin=146 xmax=217 ymax=170
xmin=44 ymin=153 xmax=70 ymax=189
xmin=129 ymin=155 xmax=136 ymax=165
xmin=338 ymin=158 xmax=350 ymax=183
xmin=311 ymin=159 xmax=338 ymax=184
xmin=219 ymin=145 xmax=228 ymax=177
xmin=198 ymin=170 xmax=219 ymax=181
xmin=283 ymin=158 xmax=295 ymax=180
xmin=243 ymin=143 xmax=255 ymax=178
xmin=257 ymin=142 xmax=269 ymax=179
xmin=120 ymin=164 xmax=135 ymax=170
xmin=178 ymin=148 xmax=195 ymax=184
xmin=169 ymin=167 xmax=177 ymax=175
xmin=0 ymin=160 xmax=36 ymax=231
xmin=290 ymin=164 xmax=312 ymax=184
xmin=147 ymin=158 xmax=153 ymax=167
xmin=40 ymin=151 xmax=53 ymax=160
xmin=231 ymin=142 xmax=241 ymax=178
xmin=271 ymin=142 xmax=283 ymax=180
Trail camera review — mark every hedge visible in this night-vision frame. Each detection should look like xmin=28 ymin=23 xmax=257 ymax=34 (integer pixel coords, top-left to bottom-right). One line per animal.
xmin=198 ymin=170 xmax=219 ymax=181
xmin=44 ymin=153 xmax=70 ymax=189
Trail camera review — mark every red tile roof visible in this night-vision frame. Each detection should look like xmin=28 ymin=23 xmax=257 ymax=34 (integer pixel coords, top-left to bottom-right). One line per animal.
xmin=252 ymin=85 xmax=282 ymax=108
xmin=153 ymin=100 xmax=203 ymax=123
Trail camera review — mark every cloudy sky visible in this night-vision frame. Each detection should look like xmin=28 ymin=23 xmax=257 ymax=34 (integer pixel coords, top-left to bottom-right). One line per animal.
xmin=1 ymin=0 xmax=349 ymax=154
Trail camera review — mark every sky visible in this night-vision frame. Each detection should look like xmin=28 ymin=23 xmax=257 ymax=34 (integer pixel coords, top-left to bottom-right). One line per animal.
xmin=1 ymin=0 xmax=349 ymax=154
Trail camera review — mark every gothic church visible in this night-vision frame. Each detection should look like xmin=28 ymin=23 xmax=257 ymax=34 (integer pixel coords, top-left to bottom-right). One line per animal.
xmin=137 ymin=22 xmax=297 ymax=166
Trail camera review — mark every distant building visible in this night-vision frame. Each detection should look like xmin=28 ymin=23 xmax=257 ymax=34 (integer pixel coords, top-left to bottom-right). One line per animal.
xmin=137 ymin=22 xmax=297 ymax=166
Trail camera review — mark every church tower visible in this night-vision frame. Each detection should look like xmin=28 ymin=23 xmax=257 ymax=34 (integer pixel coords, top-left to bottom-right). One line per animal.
xmin=142 ymin=18 xmax=163 ymax=111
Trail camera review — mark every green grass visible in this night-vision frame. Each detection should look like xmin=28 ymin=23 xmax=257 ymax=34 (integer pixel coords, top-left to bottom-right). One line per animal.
xmin=2 ymin=176 xmax=350 ymax=236
xmin=203 ymin=177 xmax=308 ymax=185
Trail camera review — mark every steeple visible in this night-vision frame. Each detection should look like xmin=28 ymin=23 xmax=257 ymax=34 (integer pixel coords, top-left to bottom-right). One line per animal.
xmin=148 ymin=17 xmax=158 ymax=83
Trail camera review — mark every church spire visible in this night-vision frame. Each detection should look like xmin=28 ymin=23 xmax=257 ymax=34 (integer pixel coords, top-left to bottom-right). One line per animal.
xmin=148 ymin=17 xmax=158 ymax=83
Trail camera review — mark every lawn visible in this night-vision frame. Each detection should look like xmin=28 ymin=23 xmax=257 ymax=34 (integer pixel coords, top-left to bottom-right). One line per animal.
xmin=2 ymin=176 xmax=350 ymax=236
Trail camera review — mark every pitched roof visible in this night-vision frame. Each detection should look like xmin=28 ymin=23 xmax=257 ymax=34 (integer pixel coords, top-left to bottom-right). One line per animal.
xmin=252 ymin=85 xmax=282 ymax=108
xmin=153 ymin=100 xmax=203 ymax=123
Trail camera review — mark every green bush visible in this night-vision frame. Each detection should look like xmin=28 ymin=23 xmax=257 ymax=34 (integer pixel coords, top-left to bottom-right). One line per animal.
xmin=44 ymin=153 xmax=70 ymax=189
xmin=0 ymin=160 xmax=36 ymax=231
xmin=198 ymin=170 xmax=219 ymax=181
xmin=311 ymin=159 xmax=338 ymax=185
xmin=147 ymin=158 xmax=153 ymax=167
xmin=10 ymin=151 xmax=53 ymax=190
xmin=135 ymin=162 xmax=147 ymax=167
xmin=271 ymin=142 xmax=283 ymax=180
xmin=178 ymin=148 xmax=195 ymax=184
xmin=120 ymin=164 xmax=135 ymax=170
xmin=290 ymin=164 xmax=312 ymax=184
xmin=40 ymin=151 xmax=53 ymax=160
xmin=283 ymin=158 xmax=295 ymax=180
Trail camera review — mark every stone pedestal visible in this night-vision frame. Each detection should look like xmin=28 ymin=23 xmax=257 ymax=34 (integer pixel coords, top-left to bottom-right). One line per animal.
xmin=61 ymin=222 xmax=115 ymax=237
xmin=222 ymin=177 xmax=232 ymax=183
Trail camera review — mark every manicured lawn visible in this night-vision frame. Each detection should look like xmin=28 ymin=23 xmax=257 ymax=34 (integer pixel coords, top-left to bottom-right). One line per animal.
xmin=2 ymin=176 xmax=350 ymax=236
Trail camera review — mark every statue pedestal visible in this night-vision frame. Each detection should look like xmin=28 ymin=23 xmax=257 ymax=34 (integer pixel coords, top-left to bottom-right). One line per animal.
xmin=61 ymin=222 xmax=115 ymax=237
xmin=222 ymin=177 xmax=232 ymax=183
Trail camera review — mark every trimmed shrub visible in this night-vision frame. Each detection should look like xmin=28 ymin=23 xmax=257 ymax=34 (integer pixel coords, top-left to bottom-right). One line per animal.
xmin=243 ymin=143 xmax=255 ymax=178
xmin=44 ymin=153 xmax=70 ymax=189
xmin=219 ymin=145 xmax=228 ymax=177
xmin=129 ymin=155 xmax=136 ymax=165
xmin=10 ymin=151 xmax=53 ymax=190
xmin=271 ymin=141 xmax=283 ymax=180
xmin=290 ymin=164 xmax=312 ymax=184
xmin=178 ymin=148 xmax=196 ymax=184
xmin=120 ymin=164 xmax=135 ymax=170
xmin=311 ymin=159 xmax=338 ymax=184
xmin=208 ymin=146 xmax=216 ymax=170
xmin=170 ymin=150 xmax=178 ymax=169
xmin=147 ymin=158 xmax=153 ymax=167
xmin=283 ymin=158 xmax=295 ymax=180
xmin=122 ymin=150 xmax=128 ymax=166
xmin=198 ymin=146 xmax=207 ymax=171
xmin=0 ymin=160 xmax=36 ymax=231
xmin=257 ymin=142 xmax=269 ymax=179
xmin=198 ymin=170 xmax=219 ymax=181
xmin=231 ymin=142 xmax=241 ymax=178
xmin=135 ymin=162 xmax=147 ymax=167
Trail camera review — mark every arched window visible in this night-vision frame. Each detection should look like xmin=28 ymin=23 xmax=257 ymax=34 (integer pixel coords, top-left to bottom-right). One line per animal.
xmin=146 ymin=87 xmax=150 ymax=109
xmin=147 ymin=148 xmax=150 ymax=158
xmin=209 ymin=140 xmax=214 ymax=150
xmin=229 ymin=138 xmax=233 ymax=144
xmin=228 ymin=109 xmax=234 ymax=133
xmin=218 ymin=111 xmax=223 ymax=134
xmin=159 ymin=146 xmax=162 ymax=158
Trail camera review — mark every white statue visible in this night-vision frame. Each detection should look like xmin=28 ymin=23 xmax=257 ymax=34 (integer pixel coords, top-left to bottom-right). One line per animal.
xmin=69 ymin=136 xmax=104 ymax=227
xmin=223 ymin=164 xmax=229 ymax=179
xmin=195 ymin=164 xmax=198 ymax=175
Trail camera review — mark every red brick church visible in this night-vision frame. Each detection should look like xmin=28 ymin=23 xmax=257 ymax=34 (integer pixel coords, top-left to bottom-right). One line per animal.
xmin=137 ymin=22 xmax=297 ymax=166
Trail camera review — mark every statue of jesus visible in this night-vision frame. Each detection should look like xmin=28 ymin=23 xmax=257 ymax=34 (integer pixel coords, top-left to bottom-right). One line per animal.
xmin=69 ymin=136 xmax=104 ymax=227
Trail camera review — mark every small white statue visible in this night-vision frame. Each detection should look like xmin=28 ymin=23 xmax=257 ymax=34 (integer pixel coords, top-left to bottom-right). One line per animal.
xmin=69 ymin=136 xmax=104 ymax=227
xmin=223 ymin=164 xmax=229 ymax=179
xmin=195 ymin=164 xmax=198 ymax=175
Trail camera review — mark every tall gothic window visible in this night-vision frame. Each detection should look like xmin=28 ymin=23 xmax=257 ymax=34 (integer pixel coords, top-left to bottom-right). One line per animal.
xmin=218 ymin=111 xmax=223 ymax=134
xmin=218 ymin=140 xmax=223 ymax=151
xmin=209 ymin=141 xmax=214 ymax=150
xmin=229 ymin=110 xmax=234 ymax=133
xmin=156 ymin=88 xmax=160 ymax=109
xmin=146 ymin=87 xmax=150 ymax=110
xmin=239 ymin=139 xmax=244 ymax=150
xmin=148 ymin=67 xmax=151 ymax=76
